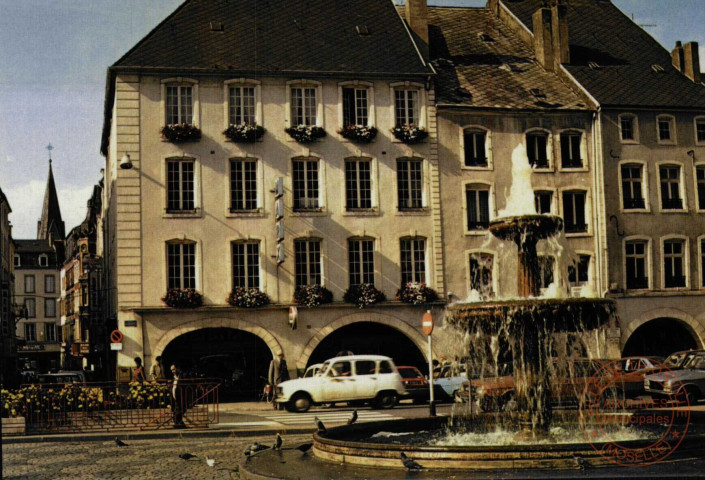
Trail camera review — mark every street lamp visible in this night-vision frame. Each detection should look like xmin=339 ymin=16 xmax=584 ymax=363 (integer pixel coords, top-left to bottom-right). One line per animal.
xmin=119 ymin=153 xmax=133 ymax=170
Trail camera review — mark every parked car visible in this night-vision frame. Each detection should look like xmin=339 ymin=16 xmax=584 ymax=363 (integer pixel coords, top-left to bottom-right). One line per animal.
xmin=433 ymin=363 xmax=468 ymax=401
xmin=35 ymin=371 xmax=88 ymax=384
xmin=275 ymin=355 xmax=406 ymax=413
xmin=645 ymin=351 xmax=705 ymax=405
xmin=610 ymin=356 xmax=665 ymax=397
xmin=302 ymin=363 xmax=324 ymax=378
xmin=397 ymin=366 xmax=448 ymax=404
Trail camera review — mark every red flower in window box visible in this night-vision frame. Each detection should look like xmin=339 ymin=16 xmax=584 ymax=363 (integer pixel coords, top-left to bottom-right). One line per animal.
xmin=391 ymin=125 xmax=428 ymax=144
xmin=162 ymin=288 xmax=203 ymax=308
xmin=293 ymin=285 xmax=333 ymax=308
xmin=396 ymin=282 xmax=438 ymax=305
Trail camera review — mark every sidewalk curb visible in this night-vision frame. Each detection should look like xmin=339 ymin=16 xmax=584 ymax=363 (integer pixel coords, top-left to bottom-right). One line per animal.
xmin=3 ymin=427 xmax=317 ymax=444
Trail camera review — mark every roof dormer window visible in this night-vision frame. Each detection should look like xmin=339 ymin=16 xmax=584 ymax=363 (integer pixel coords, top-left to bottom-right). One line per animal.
xmin=38 ymin=254 xmax=48 ymax=267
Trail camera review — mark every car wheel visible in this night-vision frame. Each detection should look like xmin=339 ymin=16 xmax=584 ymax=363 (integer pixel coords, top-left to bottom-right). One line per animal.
xmin=680 ymin=387 xmax=700 ymax=406
xmin=374 ymin=391 xmax=397 ymax=409
xmin=289 ymin=392 xmax=312 ymax=413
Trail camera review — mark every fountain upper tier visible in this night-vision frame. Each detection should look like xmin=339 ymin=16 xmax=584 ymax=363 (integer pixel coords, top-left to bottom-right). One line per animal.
xmin=489 ymin=215 xmax=563 ymax=243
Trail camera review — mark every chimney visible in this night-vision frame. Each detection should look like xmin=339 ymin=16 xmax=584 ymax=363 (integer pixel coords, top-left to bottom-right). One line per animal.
xmin=551 ymin=0 xmax=570 ymax=67
xmin=533 ymin=8 xmax=554 ymax=71
xmin=405 ymin=0 xmax=428 ymax=45
xmin=671 ymin=41 xmax=685 ymax=71
xmin=683 ymin=41 xmax=701 ymax=83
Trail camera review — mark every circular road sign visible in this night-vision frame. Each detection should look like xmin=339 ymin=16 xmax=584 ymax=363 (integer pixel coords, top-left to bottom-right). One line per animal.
xmin=422 ymin=311 xmax=434 ymax=336
xmin=110 ymin=330 xmax=123 ymax=344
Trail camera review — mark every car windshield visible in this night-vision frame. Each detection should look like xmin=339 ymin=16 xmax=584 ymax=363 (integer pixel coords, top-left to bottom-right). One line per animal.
xmin=685 ymin=354 xmax=705 ymax=369
xmin=398 ymin=368 xmax=419 ymax=379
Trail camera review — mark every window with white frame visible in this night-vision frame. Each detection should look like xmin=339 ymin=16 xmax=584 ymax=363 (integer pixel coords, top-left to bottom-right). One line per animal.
xmin=232 ymin=241 xmax=260 ymax=289
xmin=13 ymin=255 xmax=20 ymax=267
xmin=342 ymin=87 xmax=369 ymax=127
xmin=25 ymin=298 xmax=36 ymax=318
xmin=697 ymin=117 xmax=705 ymax=144
xmin=659 ymin=165 xmax=683 ymax=210
xmin=463 ymin=128 xmax=488 ymax=167
xmin=696 ymin=166 xmax=705 ymax=210
xmin=167 ymin=241 xmax=196 ymax=290
xmin=663 ymin=239 xmax=686 ymax=288
xmin=394 ymin=88 xmax=419 ymax=127
xmin=526 ymin=131 xmax=549 ymax=168
xmin=568 ymin=254 xmax=590 ymax=287
xmin=562 ymin=190 xmax=587 ymax=233
xmin=397 ymin=158 xmax=423 ymax=210
xmin=294 ymin=239 xmax=322 ymax=287
xmin=45 ymin=323 xmax=56 ymax=342
xmin=24 ymin=322 xmax=36 ymax=342
xmin=621 ymin=163 xmax=646 ymax=209
xmin=44 ymin=298 xmax=55 ymax=318
xmin=469 ymin=252 xmax=494 ymax=298
xmin=348 ymin=238 xmax=374 ymax=286
xmin=38 ymin=254 xmax=48 ymax=267
xmin=293 ymin=158 xmax=320 ymax=211
xmin=538 ymin=256 xmax=555 ymax=290
xmin=560 ymin=131 xmax=583 ymax=168
xmin=230 ymin=158 xmax=258 ymax=212
xmin=228 ymin=85 xmax=256 ymax=125
xmin=625 ymin=240 xmax=649 ymax=289
xmin=166 ymin=83 xmax=194 ymax=125
xmin=657 ymin=115 xmax=675 ymax=143
xmin=45 ymin=275 xmax=55 ymax=294
xmin=290 ymin=86 xmax=318 ymax=126
xmin=400 ymin=238 xmax=426 ymax=285
xmin=619 ymin=114 xmax=638 ymax=142
xmin=166 ymin=159 xmax=196 ymax=212
xmin=345 ymin=158 xmax=372 ymax=210
xmin=24 ymin=275 xmax=35 ymax=294
xmin=466 ymin=185 xmax=490 ymax=231
xmin=534 ymin=191 xmax=553 ymax=214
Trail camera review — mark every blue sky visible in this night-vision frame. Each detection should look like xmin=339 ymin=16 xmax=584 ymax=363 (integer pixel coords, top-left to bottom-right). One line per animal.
xmin=0 ymin=0 xmax=703 ymax=238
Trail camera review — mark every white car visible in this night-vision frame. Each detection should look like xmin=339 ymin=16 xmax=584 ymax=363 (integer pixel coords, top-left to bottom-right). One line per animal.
xmin=276 ymin=355 xmax=406 ymax=413
xmin=302 ymin=363 xmax=324 ymax=378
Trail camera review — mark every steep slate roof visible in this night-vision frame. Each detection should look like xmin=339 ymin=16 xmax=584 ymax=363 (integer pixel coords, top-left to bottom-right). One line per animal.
xmin=500 ymin=0 xmax=705 ymax=108
xmin=425 ymin=7 xmax=590 ymax=110
xmin=114 ymin=0 xmax=430 ymax=76
xmin=0 ymin=186 xmax=10 ymax=212
xmin=36 ymin=162 xmax=65 ymax=242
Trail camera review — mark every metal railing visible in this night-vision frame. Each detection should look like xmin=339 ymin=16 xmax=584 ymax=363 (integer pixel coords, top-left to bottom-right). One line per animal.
xmin=10 ymin=379 xmax=219 ymax=434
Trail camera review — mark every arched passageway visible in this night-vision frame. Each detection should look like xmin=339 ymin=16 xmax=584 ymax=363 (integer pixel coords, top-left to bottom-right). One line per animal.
xmin=622 ymin=318 xmax=699 ymax=358
xmin=162 ymin=328 xmax=272 ymax=400
xmin=307 ymin=322 xmax=426 ymax=372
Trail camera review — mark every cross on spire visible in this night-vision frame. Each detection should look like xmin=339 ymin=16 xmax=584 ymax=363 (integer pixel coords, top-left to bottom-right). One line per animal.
xmin=46 ymin=144 xmax=54 ymax=164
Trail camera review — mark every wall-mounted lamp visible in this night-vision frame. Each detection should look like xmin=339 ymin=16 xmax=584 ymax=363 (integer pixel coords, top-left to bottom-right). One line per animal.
xmin=120 ymin=153 xmax=133 ymax=170
xmin=687 ymin=150 xmax=695 ymax=160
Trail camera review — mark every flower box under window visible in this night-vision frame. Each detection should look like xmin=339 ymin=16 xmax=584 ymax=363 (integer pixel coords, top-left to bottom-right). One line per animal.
xmin=161 ymin=124 xmax=202 ymax=143
xmin=338 ymin=125 xmax=377 ymax=143
xmin=293 ymin=285 xmax=333 ymax=308
xmin=396 ymin=282 xmax=438 ymax=305
xmin=162 ymin=288 xmax=203 ymax=308
xmin=227 ymin=287 xmax=270 ymax=308
xmin=285 ymin=125 xmax=326 ymax=144
xmin=223 ymin=124 xmax=265 ymax=143
xmin=343 ymin=283 xmax=385 ymax=308
xmin=391 ymin=125 xmax=428 ymax=144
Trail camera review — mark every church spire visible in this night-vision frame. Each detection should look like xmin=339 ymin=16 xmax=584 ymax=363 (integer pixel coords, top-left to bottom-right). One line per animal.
xmin=37 ymin=145 xmax=65 ymax=244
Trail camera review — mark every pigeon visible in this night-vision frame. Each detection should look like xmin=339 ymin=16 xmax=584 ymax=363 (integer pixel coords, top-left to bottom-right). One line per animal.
xmin=295 ymin=443 xmax=313 ymax=455
xmin=314 ymin=416 xmax=327 ymax=433
xmin=400 ymin=452 xmax=423 ymax=471
xmin=114 ymin=437 xmax=128 ymax=447
xmin=179 ymin=453 xmax=197 ymax=460
xmin=206 ymin=457 xmax=215 ymax=467
xmin=244 ymin=442 xmax=270 ymax=457
xmin=347 ymin=409 xmax=358 ymax=425
xmin=573 ymin=455 xmax=587 ymax=470
xmin=273 ymin=433 xmax=283 ymax=450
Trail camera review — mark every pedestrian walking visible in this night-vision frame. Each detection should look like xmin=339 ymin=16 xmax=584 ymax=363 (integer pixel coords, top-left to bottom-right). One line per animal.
xmin=133 ymin=357 xmax=146 ymax=383
xmin=268 ymin=352 xmax=290 ymax=410
xmin=150 ymin=355 xmax=164 ymax=382
xmin=170 ymin=364 xmax=186 ymax=428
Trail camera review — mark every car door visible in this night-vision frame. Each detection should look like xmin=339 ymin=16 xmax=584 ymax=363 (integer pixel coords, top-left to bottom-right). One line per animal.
xmin=353 ymin=360 xmax=378 ymax=399
xmin=325 ymin=360 xmax=355 ymax=401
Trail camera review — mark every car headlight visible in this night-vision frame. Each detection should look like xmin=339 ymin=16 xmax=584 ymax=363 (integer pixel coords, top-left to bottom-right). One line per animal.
xmin=663 ymin=382 xmax=672 ymax=393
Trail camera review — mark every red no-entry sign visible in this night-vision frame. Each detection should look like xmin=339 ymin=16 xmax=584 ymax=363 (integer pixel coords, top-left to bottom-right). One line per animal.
xmin=110 ymin=330 xmax=123 ymax=344
xmin=422 ymin=311 xmax=434 ymax=336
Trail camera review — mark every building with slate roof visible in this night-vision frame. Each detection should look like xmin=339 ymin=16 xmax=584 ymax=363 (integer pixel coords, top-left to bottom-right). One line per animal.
xmin=497 ymin=0 xmax=705 ymax=359
xmin=100 ymin=0 xmax=447 ymax=386
xmin=0 ymin=186 xmax=18 ymax=386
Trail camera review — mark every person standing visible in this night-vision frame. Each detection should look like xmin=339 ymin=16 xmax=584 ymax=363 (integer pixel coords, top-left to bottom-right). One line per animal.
xmin=150 ymin=356 xmax=164 ymax=382
xmin=170 ymin=364 xmax=186 ymax=429
xmin=133 ymin=357 xmax=146 ymax=383
xmin=268 ymin=352 xmax=290 ymax=409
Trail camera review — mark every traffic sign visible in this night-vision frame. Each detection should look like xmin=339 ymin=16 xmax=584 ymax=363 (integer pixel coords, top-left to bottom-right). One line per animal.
xmin=110 ymin=330 xmax=123 ymax=344
xmin=422 ymin=311 xmax=434 ymax=336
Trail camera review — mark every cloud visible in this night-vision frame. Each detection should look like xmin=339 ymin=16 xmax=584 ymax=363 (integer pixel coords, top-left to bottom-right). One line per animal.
xmin=5 ymin=181 xmax=96 ymax=240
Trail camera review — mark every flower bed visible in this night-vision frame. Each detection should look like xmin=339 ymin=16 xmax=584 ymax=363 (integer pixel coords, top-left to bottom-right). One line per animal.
xmin=162 ymin=288 xmax=203 ymax=308
xmin=396 ymin=282 xmax=439 ymax=305
xmin=338 ymin=125 xmax=377 ymax=143
xmin=227 ymin=286 xmax=270 ymax=308
xmin=223 ymin=123 xmax=265 ymax=143
xmin=390 ymin=124 xmax=428 ymax=144
xmin=343 ymin=283 xmax=386 ymax=308
xmin=285 ymin=125 xmax=327 ymax=143
xmin=161 ymin=123 xmax=202 ymax=142
xmin=293 ymin=285 xmax=333 ymax=308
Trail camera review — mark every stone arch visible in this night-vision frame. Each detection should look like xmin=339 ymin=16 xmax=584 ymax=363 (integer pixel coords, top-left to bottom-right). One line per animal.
xmin=620 ymin=308 xmax=705 ymax=351
xmin=151 ymin=317 xmax=283 ymax=359
xmin=296 ymin=311 xmax=430 ymax=371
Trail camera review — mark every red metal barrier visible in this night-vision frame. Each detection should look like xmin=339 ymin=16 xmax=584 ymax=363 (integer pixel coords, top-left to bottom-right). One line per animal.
xmin=12 ymin=379 xmax=219 ymax=434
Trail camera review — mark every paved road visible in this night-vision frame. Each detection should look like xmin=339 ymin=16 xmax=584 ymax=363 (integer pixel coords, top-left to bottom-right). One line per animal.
xmin=3 ymin=433 xmax=311 ymax=480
